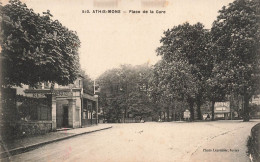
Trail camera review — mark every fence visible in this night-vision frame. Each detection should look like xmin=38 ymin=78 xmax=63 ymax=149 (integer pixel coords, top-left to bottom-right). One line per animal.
xmin=124 ymin=118 xmax=140 ymax=123
xmin=81 ymin=119 xmax=97 ymax=127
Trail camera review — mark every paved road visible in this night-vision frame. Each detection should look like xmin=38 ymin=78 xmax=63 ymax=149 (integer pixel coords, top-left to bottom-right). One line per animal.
xmin=4 ymin=120 xmax=260 ymax=162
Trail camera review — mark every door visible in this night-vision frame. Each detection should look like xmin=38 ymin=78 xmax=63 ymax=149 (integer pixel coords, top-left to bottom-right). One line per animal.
xmin=63 ymin=105 xmax=69 ymax=127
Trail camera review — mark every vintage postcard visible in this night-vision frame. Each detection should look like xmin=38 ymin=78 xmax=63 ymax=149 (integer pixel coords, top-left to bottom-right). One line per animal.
xmin=0 ymin=0 xmax=259 ymax=161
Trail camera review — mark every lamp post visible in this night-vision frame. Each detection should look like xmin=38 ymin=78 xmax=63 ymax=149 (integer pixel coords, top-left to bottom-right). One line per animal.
xmin=94 ymin=80 xmax=99 ymax=124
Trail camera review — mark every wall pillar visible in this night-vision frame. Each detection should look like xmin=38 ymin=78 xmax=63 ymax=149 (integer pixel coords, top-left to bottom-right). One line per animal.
xmin=68 ymin=98 xmax=76 ymax=128
xmin=51 ymin=95 xmax=57 ymax=130
xmin=79 ymin=99 xmax=82 ymax=127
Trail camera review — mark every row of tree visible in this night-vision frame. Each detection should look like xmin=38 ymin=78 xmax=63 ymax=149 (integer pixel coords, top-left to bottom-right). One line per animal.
xmin=98 ymin=0 xmax=260 ymax=122
xmin=152 ymin=0 xmax=259 ymax=122
xmin=97 ymin=64 xmax=155 ymax=122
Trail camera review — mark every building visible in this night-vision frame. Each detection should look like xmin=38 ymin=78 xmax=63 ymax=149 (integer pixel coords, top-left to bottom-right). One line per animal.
xmin=14 ymin=77 xmax=98 ymax=133
xmin=82 ymin=92 xmax=98 ymax=126
xmin=20 ymin=78 xmax=83 ymax=130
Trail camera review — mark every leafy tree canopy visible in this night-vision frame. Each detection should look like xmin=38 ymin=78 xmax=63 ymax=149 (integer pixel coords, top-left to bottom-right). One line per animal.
xmin=155 ymin=22 xmax=211 ymax=120
xmin=211 ymin=0 xmax=260 ymax=97
xmin=1 ymin=0 xmax=81 ymax=87
xmin=211 ymin=0 xmax=260 ymax=121
xmin=79 ymin=69 xmax=94 ymax=94
xmin=97 ymin=64 xmax=153 ymax=120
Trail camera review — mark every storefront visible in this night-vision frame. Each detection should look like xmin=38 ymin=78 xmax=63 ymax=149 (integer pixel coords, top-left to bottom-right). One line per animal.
xmin=12 ymin=76 xmax=99 ymax=133
xmin=24 ymin=88 xmax=82 ymax=130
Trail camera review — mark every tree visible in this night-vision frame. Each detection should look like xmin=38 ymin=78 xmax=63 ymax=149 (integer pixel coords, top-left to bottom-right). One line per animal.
xmin=1 ymin=0 xmax=80 ymax=87
xmin=97 ymin=64 xmax=153 ymax=122
xmin=149 ymin=61 xmax=167 ymax=120
xmin=156 ymin=23 xmax=212 ymax=120
xmin=104 ymin=98 xmax=124 ymax=123
xmin=127 ymin=91 xmax=153 ymax=119
xmin=201 ymin=33 xmax=229 ymax=121
xmin=151 ymin=60 xmax=198 ymax=121
xmin=211 ymin=0 xmax=260 ymax=121
xmin=79 ymin=69 xmax=94 ymax=94
xmin=97 ymin=67 xmax=128 ymax=122
xmin=206 ymin=72 xmax=227 ymax=120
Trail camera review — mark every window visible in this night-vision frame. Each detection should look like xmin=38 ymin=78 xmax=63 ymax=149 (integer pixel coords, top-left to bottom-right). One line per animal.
xmin=88 ymin=104 xmax=92 ymax=111
xmin=37 ymin=105 xmax=51 ymax=120
xmin=19 ymin=98 xmax=51 ymax=121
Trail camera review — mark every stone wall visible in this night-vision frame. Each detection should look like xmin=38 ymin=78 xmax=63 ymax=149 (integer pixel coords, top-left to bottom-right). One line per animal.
xmin=13 ymin=121 xmax=52 ymax=138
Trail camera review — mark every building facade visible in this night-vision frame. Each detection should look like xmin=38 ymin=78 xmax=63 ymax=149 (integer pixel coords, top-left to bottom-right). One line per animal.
xmin=15 ymin=77 xmax=98 ymax=132
xmin=82 ymin=92 xmax=98 ymax=126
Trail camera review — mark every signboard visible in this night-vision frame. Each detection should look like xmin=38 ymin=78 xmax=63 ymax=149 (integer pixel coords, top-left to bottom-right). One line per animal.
xmin=215 ymin=107 xmax=227 ymax=111
xmin=215 ymin=102 xmax=230 ymax=113
xmin=25 ymin=90 xmax=73 ymax=98
xmin=215 ymin=102 xmax=230 ymax=108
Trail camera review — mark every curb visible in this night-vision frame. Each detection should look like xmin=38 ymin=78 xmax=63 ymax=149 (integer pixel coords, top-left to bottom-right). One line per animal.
xmin=0 ymin=126 xmax=112 ymax=159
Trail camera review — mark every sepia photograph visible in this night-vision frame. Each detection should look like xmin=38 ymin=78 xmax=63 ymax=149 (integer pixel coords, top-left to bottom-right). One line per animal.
xmin=0 ymin=0 xmax=259 ymax=161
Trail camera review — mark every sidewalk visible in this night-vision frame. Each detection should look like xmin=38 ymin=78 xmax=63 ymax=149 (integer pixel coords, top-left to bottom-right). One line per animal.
xmin=0 ymin=124 xmax=112 ymax=159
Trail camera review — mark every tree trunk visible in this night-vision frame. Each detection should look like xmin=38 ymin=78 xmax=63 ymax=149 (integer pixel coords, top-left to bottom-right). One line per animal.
xmin=196 ymin=100 xmax=202 ymax=120
xmin=211 ymin=101 xmax=215 ymax=121
xmin=243 ymin=93 xmax=250 ymax=122
xmin=124 ymin=107 xmax=127 ymax=123
xmin=188 ymin=99 xmax=194 ymax=121
xmin=167 ymin=107 xmax=170 ymax=122
xmin=174 ymin=102 xmax=176 ymax=121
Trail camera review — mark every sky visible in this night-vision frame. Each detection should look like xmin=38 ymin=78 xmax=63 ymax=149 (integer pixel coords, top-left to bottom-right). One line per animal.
xmin=2 ymin=0 xmax=234 ymax=79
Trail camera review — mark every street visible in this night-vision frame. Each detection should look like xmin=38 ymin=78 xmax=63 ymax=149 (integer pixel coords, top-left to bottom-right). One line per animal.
xmin=5 ymin=120 xmax=260 ymax=162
